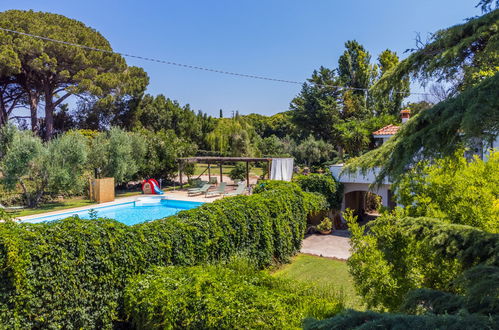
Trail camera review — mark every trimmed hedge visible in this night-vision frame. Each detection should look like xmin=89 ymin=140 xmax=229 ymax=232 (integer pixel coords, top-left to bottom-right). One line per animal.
xmin=303 ymin=310 xmax=498 ymax=330
xmin=0 ymin=182 xmax=326 ymax=328
xmin=293 ymin=172 xmax=343 ymax=210
xmin=124 ymin=261 xmax=343 ymax=329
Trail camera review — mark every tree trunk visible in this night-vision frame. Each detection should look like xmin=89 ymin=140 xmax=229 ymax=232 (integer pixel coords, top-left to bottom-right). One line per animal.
xmin=337 ymin=146 xmax=344 ymax=160
xmin=28 ymin=91 xmax=39 ymax=134
xmin=0 ymin=107 xmax=6 ymax=127
xmin=44 ymin=89 xmax=54 ymax=140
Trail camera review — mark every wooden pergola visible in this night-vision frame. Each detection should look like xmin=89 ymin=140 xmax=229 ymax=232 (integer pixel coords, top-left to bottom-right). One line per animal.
xmin=177 ymin=157 xmax=272 ymax=187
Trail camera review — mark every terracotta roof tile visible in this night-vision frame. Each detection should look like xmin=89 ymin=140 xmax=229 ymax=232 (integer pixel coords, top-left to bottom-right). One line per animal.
xmin=372 ymin=124 xmax=400 ymax=136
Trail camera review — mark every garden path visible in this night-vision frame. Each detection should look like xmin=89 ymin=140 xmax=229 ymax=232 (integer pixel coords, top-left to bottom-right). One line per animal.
xmin=300 ymin=231 xmax=351 ymax=260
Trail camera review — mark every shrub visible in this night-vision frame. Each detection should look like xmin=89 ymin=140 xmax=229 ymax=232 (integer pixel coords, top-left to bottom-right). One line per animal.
xmin=395 ymin=151 xmax=499 ymax=233
xmin=0 ymin=182 xmax=326 ymax=328
xmin=317 ymin=217 xmax=332 ymax=232
xmin=294 ymin=172 xmax=343 ymax=209
xmin=0 ymin=208 xmax=11 ymax=221
xmin=229 ymin=162 xmax=250 ymax=181
xmin=346 ymin=211 xmax=499 ymax=311
xmin=124 ymin=261 xmax=343 ymax=329
xmin=303 ymin=309 xmax=497 ymax=330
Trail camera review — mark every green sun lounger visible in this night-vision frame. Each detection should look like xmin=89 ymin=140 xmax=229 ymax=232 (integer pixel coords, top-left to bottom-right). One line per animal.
xmin=224 ymin=182 xmax=247 ymax=197
xmin=187 ymin=180 xmax=208 ymax=191
xmin=0 ymin=203 xmax=24 ymax=210
xmin=188 ymin=184 xmax=211 ymax=196
xmin=205 ymin=182 xmax=226 ymax=197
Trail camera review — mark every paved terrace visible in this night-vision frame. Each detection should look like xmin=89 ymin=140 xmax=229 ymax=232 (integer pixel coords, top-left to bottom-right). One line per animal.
xmin=300 ymin=230 xmax=352 ymax=260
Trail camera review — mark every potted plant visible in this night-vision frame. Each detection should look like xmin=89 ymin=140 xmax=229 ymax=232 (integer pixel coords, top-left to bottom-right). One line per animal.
xmin=317 ymin=217 xmax=333 ymax=235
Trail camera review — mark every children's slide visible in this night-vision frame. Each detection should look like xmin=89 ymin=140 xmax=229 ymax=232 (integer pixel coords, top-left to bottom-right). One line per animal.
xmin=150 ymin=179 xmax=164 ymax=194
xmin=142 ymin=179 xmax=164 ymax=195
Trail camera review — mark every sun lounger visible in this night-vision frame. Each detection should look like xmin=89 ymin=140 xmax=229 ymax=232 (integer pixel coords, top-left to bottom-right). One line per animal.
xmin=0 ymin=203 xmax=24 ymax=210
xmin=205 ymin=182 xmax=226 ymax=197
xmin=224 ymin=182 xmax=247 ymax=197
xmin=188 ymin=184 xmax=211 ymax=196
xmin=187 ymin=180 xmax=208 ymax=191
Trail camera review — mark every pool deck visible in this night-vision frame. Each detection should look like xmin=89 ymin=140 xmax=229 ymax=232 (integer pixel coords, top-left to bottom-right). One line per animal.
xmin=17 ymin=189 xmax=225 ymax=222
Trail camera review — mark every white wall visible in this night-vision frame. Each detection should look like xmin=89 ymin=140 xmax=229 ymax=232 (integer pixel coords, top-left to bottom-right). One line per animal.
xmin=340 ymin=182 xmax=390 ymax=211
xmin=330 ymin=164 xmax=391 ymax=185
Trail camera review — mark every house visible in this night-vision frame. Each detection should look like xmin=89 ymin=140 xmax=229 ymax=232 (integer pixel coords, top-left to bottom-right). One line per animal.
xmin=329 ymin=111 xmax=408 ymax=217
xmin=330 ymin=108 xmax=498 ymax=218
xmin=329 ymin=109 xmax=420 ymax=218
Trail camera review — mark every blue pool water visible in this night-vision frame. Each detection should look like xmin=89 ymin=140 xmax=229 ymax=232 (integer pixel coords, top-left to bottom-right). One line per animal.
xmin=23 ymin=198 xmax=204 ymax=226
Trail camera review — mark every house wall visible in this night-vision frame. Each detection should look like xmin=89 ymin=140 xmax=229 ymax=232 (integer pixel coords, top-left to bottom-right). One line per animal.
xmin=329 ymin=165 xmax=391 ymax=185
xmin=340 ymin=182 xmax=390 ymax=211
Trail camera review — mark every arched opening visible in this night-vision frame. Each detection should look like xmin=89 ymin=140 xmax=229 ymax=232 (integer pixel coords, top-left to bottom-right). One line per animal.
xmin=344 ymin=190 xmax=383 ymax=222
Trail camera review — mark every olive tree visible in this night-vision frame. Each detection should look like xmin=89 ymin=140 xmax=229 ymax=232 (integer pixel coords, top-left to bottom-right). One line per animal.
xmin=293 ymin=135 xmax=335 ymax=167
xmin=0 ymin=128 xmax=88 ymax=207
xmin=88 ymin=127 xmax=147 ymax=184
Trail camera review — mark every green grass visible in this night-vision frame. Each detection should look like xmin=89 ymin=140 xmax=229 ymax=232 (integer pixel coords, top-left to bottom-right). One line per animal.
xmin=8 ymin=197 xmax=96 ymax=218
xmin=273 ymin=254 xmax=364 ymax=310
xmin=115 ymin=190 xmax=142 ymax=197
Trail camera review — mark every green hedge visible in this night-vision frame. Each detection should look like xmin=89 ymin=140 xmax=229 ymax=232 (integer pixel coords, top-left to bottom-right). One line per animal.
xmin=347 ymin=214 xmax=499 ymax=311
xmin=0 ymin=182 xmax=326 ymax=328
xmin=293 ymin=172 xmax=343 ymax=210
xmin=124 ymin=261 xmax=343 ymax=329
xmin=303 ymin=309 xmax=497 ymax=330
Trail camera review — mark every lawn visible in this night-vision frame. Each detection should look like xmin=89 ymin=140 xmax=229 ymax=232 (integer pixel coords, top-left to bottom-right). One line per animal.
xmin=273 ymin=254 xmax=364 ymax=310
xmin=6 ymin=186 xmax=197 ymax=218
xmin=8 ymin=197 xmax=96 ymax=217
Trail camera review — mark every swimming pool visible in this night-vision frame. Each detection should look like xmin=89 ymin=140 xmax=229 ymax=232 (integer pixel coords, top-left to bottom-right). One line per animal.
xmin=22 ymin=198 xmax=204 ymax=226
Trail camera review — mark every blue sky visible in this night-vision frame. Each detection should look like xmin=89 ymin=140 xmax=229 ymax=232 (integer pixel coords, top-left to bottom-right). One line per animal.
xmin=1 ymin=1 xmax=481 ymax=117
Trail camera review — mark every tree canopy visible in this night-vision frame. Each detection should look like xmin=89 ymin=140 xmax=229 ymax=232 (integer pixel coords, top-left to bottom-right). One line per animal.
xmin=0 ymin=10 xmax=148 ymax=139
xmin=347 ymin=9 xmax=499 ymax=182
xmin=290 ymin=41 xmax=408 ymax=159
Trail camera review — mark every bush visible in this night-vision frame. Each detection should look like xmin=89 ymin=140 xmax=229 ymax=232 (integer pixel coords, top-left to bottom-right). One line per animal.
xmin=124 ymin=261 xmax=343 ymax=329
xmin=395 ymin=151 xmax=499 ymax=233
xmin=317 ymin=217 xmax=332 ymax=232
xmin=229 ymin=162 xmax=250 ymax=181
xmin=0 ymin=182 xmax=326 ymax=328
xmin=294 ymin=172 xmax=343 ymax=209
xmin=0 ymin=208 xmax=11 ymax=221
xmin=346 ymin=211 xmax=499 ymax=311
xmin=303 ymin=309 xmax=497 ymax=330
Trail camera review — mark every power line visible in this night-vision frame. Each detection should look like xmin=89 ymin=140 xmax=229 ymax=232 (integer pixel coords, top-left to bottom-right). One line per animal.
xmin=0 ymin=27 xmax=433 ymax=96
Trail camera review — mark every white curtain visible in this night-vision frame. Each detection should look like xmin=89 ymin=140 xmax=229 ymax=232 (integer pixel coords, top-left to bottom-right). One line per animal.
xmin=270 ymin=158 xmax=294 ymax=181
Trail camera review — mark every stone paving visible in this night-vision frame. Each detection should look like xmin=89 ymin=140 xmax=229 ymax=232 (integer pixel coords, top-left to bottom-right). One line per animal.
xmin=300 ymin=230 xmax=352 ymax=260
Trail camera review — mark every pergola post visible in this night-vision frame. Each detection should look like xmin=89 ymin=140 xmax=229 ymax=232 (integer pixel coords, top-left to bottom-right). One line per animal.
xmin=267 ymin=160 xmax=271 ymax=179
xmin=178 ymin=160 xmax=183 ymax=187
xmin=208 ymin=163 xmax=211 ymax=181
xmin=219 ymin=162 xmax=223 ymax=183
xmin=246 ymin=161 xmax=250 ymax=186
